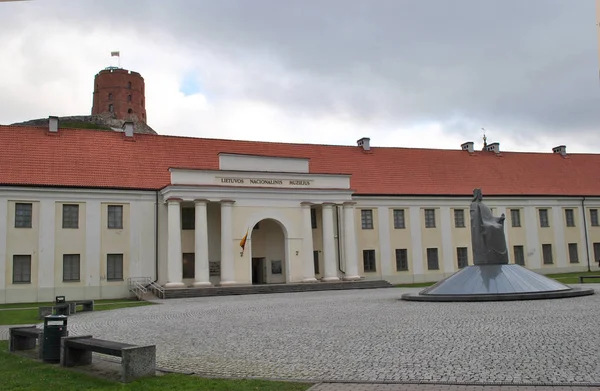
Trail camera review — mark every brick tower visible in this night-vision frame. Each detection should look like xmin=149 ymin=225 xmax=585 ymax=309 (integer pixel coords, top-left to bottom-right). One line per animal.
xmin=91 ymin=66 xmax=147 ymax=123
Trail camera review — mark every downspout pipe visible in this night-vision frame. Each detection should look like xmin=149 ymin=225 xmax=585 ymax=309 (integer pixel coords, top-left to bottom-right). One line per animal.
xmin=582 ymin=196 xmax=591 ymax=272
xmin=154 ymin=190 xmax=159 ymax=282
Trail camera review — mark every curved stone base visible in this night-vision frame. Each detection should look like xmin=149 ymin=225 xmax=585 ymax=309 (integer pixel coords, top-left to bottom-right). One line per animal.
xmin=401 ymin=286 xmax=595 ymax=302
xmin=400 ymin=264 xmax=596 ymax=302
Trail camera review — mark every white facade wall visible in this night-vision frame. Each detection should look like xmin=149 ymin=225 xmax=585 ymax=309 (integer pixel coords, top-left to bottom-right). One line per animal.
xmin=1 ymin=182 xmax=600 ymax=303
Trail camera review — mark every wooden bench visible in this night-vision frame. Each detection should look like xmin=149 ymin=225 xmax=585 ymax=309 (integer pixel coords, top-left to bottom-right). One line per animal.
xmin=61 ymin=335 xmax=155 ymax=383
xmin=9 ymin=326 xmax=44 ymax=356
xmin=579 ymin=275 xmax=600 ymax=283
xmin=68 ymin=300 xmax=94 ymax=314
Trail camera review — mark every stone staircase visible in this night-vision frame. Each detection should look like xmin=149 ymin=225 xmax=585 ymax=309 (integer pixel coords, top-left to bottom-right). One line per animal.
xmin=163 ymin=280 xmax=393 ymax=299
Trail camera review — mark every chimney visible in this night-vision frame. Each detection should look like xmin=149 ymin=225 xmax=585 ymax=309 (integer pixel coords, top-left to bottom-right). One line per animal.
xmin=357 ymin=137 xmax=370 ymax=151
xmin=484 ymin=142 xmax=500 ymax=154
xmin=461 ymin=141 xmax=474 ymax=153
xmin=122 ymin=121 xmax=134 ymax=137
xmin=48 ymin=116 xmax=59 ymax=133
xmin=552 ymin=145 xmax=566 ymax=156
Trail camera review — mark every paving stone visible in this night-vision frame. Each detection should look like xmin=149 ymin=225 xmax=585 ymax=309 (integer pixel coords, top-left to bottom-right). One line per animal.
xmin=2 ymin=285 xmax=600 ymax=387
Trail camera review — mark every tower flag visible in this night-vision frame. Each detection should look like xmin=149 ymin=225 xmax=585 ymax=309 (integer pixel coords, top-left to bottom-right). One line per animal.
xmin=239 ymin=227 xmax=249 ymax=254
xmin=111 ymin=51 xmax=121 ymax=68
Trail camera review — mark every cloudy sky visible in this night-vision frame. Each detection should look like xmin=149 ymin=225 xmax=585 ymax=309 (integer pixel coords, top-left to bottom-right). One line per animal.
xmin=1 ymin=0 xmax=599 ymax=152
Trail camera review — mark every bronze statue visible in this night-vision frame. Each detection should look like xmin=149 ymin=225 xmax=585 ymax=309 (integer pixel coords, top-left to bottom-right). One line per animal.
xmin=470 ymin=188 xmax=509 ymax=265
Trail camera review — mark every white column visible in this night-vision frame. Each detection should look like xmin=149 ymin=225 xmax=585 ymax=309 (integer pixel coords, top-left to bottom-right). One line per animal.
xmin=85 ymin=201 xmax=101 ymax=295
xmin=552 ymin=206 xmax=567 ymax=267
xmin=409 ymin=206 xmax=425 ymax=276
xmin=165 ymin=199 xmax=185 ymax=288
xmin=524 ymin=205 xmax=542 ymax=269
xmin=343 ymin=202 xmax=361 ymax=280
xmin=38 ymin=200 xmax=55 ymax=293
xmin=0 ymin=199 xmax=6 ymax=294
xmin=193 ymin=199 xmax=212 ymax=287
xmin=301 ymin=202 xmax=318 ymax=282
xmin=219 ymin=200 xmax=236 ymax=286
xmin=440 ymin=207 xmax=454 ymax=274
xmin=377 ymin=206 xmax=393 ymax=279
xmin=321 ymin=203 xmax=340 ymax=281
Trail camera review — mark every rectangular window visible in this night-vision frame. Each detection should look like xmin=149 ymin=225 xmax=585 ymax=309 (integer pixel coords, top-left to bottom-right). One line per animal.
xmin=182 ymin=253 xmax=195 ymax=278
xmin=542 ymin=244 xmax=553 ymax=265
xmin=594 ymin=243 xmax=600 ymax=265
xmin=427 ymin=248 xmax=439 ymax=270
xmin=311 ymin=208 xmax=317 ymax=229
xmin=590 ymin=209 xmax=599 ymax=227
xmin=539 ymin=209 xmax=549 ymax=228
xmin=510 ymin=209 xmax=521 ymax=227
xmin=454 ymin=209 xmax=465 ymax=228
xmin=568 ymin=243 xmax=579 ymax=264
xmin=361 ymin=210 xmax=374 ymax=229
xmin=313 ymin=251 xmax=319 ymax=274
xmin=107 ymin=205 xmax=123 ymax=229
xmin=12 ymin=255 xmax=31 ymax=283
xmin=15 ymin=203 xmax=32 ymax=228
xmin=107 ymin=253 xmax=124 ymax=280
xmin=395 ymin=249 xmax=408 ymax=271
xmin=181 ymin=208 xmax=195 ymax=230
xmin=457 ymin=247 xmax=468 ymax=268
xmin=393 ymin=209 xmax=405 ymax=229
xmin=62 ymin=254 xmax=81 ymax=281
xmin=363 ymin=249 xmax=376 ymax=272
xmin=513 ymin=245 xmax=525 ymax=266
xmin=565 ymin=209 xmax=575 ymax=227
xmin=424 ymin=209 xmax=436 ymax=228
xmin=62 ymin=204 xmax=79 ymax=229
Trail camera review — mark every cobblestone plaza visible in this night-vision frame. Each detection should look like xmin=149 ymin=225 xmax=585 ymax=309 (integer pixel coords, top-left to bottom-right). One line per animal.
xmin=52 ymin=287 xmax=600 ymax=385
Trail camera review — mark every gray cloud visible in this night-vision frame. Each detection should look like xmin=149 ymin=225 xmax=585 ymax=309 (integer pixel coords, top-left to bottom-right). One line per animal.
xmin=3 ymin=0 xmax=599 ymax=146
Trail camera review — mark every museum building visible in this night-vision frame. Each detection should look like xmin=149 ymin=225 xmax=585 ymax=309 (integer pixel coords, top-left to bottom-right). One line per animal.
xmin=1 ymin=121 xmax=600 ymax=303
xmin=1 ymin=68 xmax=599 ymax=303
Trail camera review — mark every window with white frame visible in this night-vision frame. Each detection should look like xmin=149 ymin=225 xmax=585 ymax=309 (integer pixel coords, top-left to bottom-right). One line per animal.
xmin=568 ymin=243 xmax=579 ymax=264
xmin=15 ymin=203 xmax=32 ymax=228
xmin=361 ymin=210 xmax=374 ymax=229
xmin=62 ymin=204 xmax=79 ymax=229
xmin=363 ymin=250 xmax=376 ymax=272
xmin=427 ymin=248 xmax=439 ymax=270
xmin=107 ymin=253 xmax=124 ymax=280
xmin=565 ymin=209 xmax=575 ymax=227
xmin=107 ymin=205 xmax=123 ymax=229
xmin=539 ymin=209 xmax=549 ymax=227
xmin=513 ymin=246 xmax=525 ymax=266
xmin=424 ymin=209 xmax=436 ymax=228
xmin=395 ymin=249 xmax=408 ymax=271
xmin=63 ymin=254 xmax=80 ymax=281
xmin=454 ymin=209 xmax=465 ymax=228
xmin=393 ymin=209 xmax=405 ymax=229
xmin=510 ymin=209 xmax=521 ymax=227
xmin=13 ymin=255 xmax=31 ymax=283
xmin=542 ymin=244 xmax=553 ymax=264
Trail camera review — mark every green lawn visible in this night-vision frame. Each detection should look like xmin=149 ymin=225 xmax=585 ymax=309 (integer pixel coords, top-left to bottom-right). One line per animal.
xmin=0 ymin=300 xmax=155 ymax=326
xmin=0 ymin=341 xmax=312 ymax=391
xmin=395 ymin=270 xmax=600 ymax=288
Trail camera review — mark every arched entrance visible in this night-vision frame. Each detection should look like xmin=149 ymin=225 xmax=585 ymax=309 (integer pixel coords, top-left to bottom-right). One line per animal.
xmin=250 ymin=218 xmax=286 ymax=284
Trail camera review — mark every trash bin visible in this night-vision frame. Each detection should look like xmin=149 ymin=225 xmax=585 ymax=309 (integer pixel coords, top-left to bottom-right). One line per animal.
xmin=42 ymin=315 xmax=68 ymax=363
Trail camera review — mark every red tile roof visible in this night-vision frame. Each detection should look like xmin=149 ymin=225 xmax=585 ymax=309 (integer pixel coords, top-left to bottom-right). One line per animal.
xmin=1 ymin=125 xmax=599 ymax=197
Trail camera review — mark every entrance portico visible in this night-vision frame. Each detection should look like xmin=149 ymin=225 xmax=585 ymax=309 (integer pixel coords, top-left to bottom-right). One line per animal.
xmin=159 ymin=153 xmax=362 ymax=289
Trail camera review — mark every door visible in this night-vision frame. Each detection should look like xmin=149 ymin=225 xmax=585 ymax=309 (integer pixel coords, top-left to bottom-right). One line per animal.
xmin=252 ymin=257 xmax=266 ymax=284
